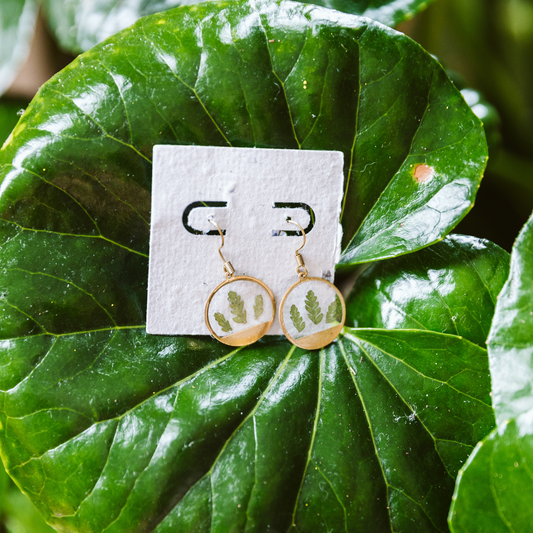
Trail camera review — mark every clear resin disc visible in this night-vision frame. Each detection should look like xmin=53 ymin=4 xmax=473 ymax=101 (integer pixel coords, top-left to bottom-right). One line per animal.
xmin=205 ymin=276 xmax=275 ymax=346
xmin=280 ymin=277 xmax=345 ymax=350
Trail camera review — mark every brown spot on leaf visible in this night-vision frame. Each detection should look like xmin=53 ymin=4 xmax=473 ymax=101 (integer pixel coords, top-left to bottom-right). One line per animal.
xmin=414 ymin=164 xmax=434 ymax=183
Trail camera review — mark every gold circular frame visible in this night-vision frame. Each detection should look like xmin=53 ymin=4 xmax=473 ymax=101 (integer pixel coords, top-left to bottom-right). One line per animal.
xmin=205 ymin=275 xmax=276 ymax=347
xmin=279 ymin=277 xmax=346 ymax=350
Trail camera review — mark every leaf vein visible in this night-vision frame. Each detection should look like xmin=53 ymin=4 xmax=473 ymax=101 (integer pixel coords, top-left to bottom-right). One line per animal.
xmin=5 ymin=267 xmax=117 ymax=327
xmin=255 ymin=10 xmax=301 ymax=148
xmin=289 ymin=347 xmax=324 ymax=528
xmin=1 ymin=218 xmax=149 ymax=258
xmin=140 ymin=24 xmax=231 ymax=147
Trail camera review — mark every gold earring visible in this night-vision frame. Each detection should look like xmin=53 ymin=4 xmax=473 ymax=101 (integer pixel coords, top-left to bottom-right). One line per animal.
xmin=205 ymin=219 xmax=275 ymax=346
xmin=279 ymin=218 xmax=346 ymax=350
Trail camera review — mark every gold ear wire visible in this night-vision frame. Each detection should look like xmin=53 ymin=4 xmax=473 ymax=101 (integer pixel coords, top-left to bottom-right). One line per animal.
xmin=286 ymin=218 xmax=308 ymax=279
xmin=279 ymin=218 xmax=346 ymax=350
xmin=205 ymin=218 xmax=275 ymax=346
xmin=209 ymin=218 xmax=235 ymax=278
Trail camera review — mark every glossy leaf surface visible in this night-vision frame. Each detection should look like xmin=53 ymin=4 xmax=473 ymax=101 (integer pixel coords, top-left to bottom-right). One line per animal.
xmin=0 ymin=0 xmax=38 ymax=96
xmin=0 ymin=327 xmax=494 ymax=532
xmin=488 ymin=211 xmax=533 ymax=425
xmin=42 ymin=0 xmax=436 ymax=54
xmin=3 ymin=0 xmax=486 ymax=266
xmin=347 ymin=235 xmax=510 ymax=348
xmin=0 ymin=1 xmax=494 ymax=530
xmin=448 ymin=212 xmax=533 ymax=532
xmin=449 ymin=408 xmax=533 ymax=533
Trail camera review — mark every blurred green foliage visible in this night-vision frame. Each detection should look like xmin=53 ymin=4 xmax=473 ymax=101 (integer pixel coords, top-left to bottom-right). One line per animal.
xmin=0 ymin=100 xmax=25 ymax=147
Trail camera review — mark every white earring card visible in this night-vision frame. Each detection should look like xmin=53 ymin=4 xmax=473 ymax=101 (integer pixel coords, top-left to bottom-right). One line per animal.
xmin=147 ymin=145 xmax=344 ymax=335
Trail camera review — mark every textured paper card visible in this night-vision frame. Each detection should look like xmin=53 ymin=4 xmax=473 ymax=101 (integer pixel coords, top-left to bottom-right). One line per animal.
xmin=147 ymin=145 xmax=344 ymax=335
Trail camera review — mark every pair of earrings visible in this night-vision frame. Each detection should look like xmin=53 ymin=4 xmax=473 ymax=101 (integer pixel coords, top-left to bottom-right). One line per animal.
xmin=204 ymin=218 xmax=346 ymax=350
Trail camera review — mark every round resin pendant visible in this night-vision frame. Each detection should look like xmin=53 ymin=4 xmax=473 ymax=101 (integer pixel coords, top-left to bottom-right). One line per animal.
xmin=279 ymin=277 xmax=346 ymax=350
xmin=205 ymin=276 xmax=275 ymax=346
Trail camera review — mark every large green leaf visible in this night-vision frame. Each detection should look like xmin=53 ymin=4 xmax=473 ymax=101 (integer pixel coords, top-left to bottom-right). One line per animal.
xmin=487 ymin=211 xmax=533 ymax=425
xmin=347 ymin=234 xmax=510 ymax=348
xmin=0 ymin=0 xmax=493 ymax=529
xmin=0 ymin=329 xmax=494 ymax=532
xmin=0 ymin=0 xmax=38 ymax=96
xmin=448 ymin=409 xmax=533 ymax=533
xmin=41 ymin=0 xmax=436 ymax=54
xmin=3 ymin=0 xmax=486 ymax=266
xmin=448 ymin=212 xmax=533 ymax=532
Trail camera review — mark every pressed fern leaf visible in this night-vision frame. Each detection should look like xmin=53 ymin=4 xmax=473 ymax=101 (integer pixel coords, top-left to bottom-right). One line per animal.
xmin=305 ymin=290 xmax=323 ymax=325
xmin=326 ymin=295 xmax=342 ymax=324
xmin=290 ymin=304 xmax=305 ymax=333
xmin=228 ymin=291 xmax=247 ymax=323
xmin=254 ymin=295 xmax=264 ymax=320
xmin=214 ymin=312 xmax=232 ymax=332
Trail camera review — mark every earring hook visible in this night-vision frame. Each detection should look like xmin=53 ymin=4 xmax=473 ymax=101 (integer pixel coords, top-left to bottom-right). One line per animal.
xmin=209 ymin=218 xmax=235 ymax=278
xmin=286 ymin=217 xmax=306 ymax=253
xmin=209 ymin=218 xmax=227 ymax=263
xmin=287 ymin=218 xmax=308 ymax=279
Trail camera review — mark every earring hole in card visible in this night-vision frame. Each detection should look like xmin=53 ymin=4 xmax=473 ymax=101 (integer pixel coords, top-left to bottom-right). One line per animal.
xmin=271 ymin=202 xmax=315 ymax=237
xmin=183 ymin=201 xmax=227 ymax=235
